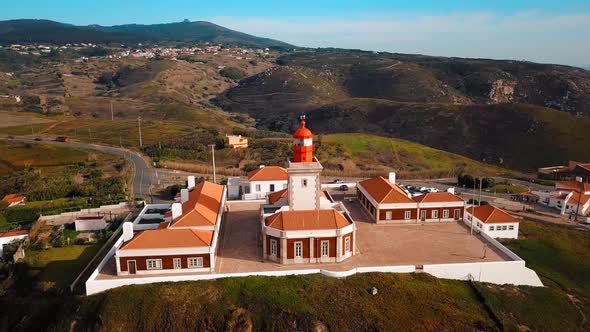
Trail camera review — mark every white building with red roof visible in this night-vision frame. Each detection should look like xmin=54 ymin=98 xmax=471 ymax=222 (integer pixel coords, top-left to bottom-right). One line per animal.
xmin=535 ymin=179 xmax=590 ymax=217
xmin=1 ymin=194 xmax=26 ymax=208
xmin=356 ymin=174 xmax=465 ymax=223
xmin=261 ymin=117 xmax=355 ymax=264
xmin=0 ymin=230 xmax=28 ymax=255
xmin=115 ymin=180 xmax=226 ymax=275
xmin=465 ymin=205 xmax=520 ymax=239
xmin=227 ymin=165 xmax=289 ymax=200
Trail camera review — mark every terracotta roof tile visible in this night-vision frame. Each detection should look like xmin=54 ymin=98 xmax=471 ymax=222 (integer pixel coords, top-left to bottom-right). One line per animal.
xmin=265 ymin=209 xmax=351 ymax=231
xmin=567 ymin=192 xmax=590 ymax=205
xmin=120 ymin=228 xmax=213 ymax=250
xmin=358 ymin=177 xmax=414 ymax=204
xmin=247 ymin=166 xmax=288 ymax=181
xmin=268 ymin=188 xmax=288 ymax=204
xmin=413 ymin=192 xmax=464 ymax=203
xmin=0 ymin=230 xmax=29 ymax=238
xmin=169 ymin=181 xmax=224 ymax=228
xmin=556 ymin=181 xmax=590 ymax=193
xmin=2 ymin=194 xmax=25 ymax=204
xmin=467 ymin=205 xmax=520 ymax=224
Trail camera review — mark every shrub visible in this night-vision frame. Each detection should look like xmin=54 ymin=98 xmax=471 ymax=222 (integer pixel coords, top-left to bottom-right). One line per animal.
xmin=220 ymin=67 xmax=246 ymax=80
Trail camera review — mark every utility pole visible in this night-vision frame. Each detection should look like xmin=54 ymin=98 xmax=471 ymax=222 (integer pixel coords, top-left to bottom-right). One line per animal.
xmin=479 ymin=177 xmax=483 ymax=206
xmin=209 ymin=144 xmax=216 ymax=183
xmin=110 ymin=100 xmax=114 ymax=121
xmin=137 ymin=116 xmax=143 ymax=148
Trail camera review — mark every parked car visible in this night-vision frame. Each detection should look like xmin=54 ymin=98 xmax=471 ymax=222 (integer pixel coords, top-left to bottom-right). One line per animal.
xmin=340 ymin=184 xmax=349 ymax=192
xmin=467 ymin=199 xmax=479 ymax=205
xmin=480 ymin=201 xmax=489 ymax=206
xmin=333 ymin=179 xmax=344 ymax=184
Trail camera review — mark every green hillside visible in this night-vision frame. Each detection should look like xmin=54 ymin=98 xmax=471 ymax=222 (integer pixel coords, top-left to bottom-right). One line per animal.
xmin=2 ymin=220 xmax=588 ymax=331
xmin=318 ymin=133 xmax=512 ymax=178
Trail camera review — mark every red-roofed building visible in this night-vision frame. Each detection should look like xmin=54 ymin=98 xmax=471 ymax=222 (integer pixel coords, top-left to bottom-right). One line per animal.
xmin=0 ymin=229 xmax=28 ymax=255
xmin=115 ymin=179 xmax=226 ymax=275
xmin=261 ymin=117 xmax=356 ymax=264
xmin=465 ymin=205 xmax=520 ymax=239
xmin=357 ymin=175 xmax=465 ymax=223
xmin=228 ymin=165 xmax=289 ymax=200
xmin=2 ymin=194 xmax=26 ymax=208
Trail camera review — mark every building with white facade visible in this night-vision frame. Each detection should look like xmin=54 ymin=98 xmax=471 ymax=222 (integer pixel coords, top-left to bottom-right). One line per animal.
xmin=465 ymin=205 xmax=520 ymax=239
xmin=114 ymin=180 xmax=226 ymax=275
xmin=227 ymin=166 xmax=289 ymax=200
xmin=261 ymin=118 xmax=356 ymax=264
xmin=0 ymin=230 xmax=28 ymax=256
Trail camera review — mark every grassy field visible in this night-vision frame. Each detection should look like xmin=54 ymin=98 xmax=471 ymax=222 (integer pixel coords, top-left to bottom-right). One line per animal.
xmin=25 ymin=244 xmax=102 ymax=290
xmin=318 ymin=133 xmax=516 ymax=178
xmin=0 ymin=140 xmax=92 ymax=175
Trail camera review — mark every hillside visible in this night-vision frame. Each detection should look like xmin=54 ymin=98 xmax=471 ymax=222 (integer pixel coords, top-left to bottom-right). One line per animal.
xmin=2 ymin=220 xmax=588 ymax=331
xmin=0 ymin=19 xmax=292 ymax=48
xmin=217 ymin=49 xmax=590 ymax=171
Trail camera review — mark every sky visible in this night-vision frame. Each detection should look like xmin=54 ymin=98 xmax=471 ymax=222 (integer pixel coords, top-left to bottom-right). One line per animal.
xmin=3 ymin=1 xmax=590 ymax=66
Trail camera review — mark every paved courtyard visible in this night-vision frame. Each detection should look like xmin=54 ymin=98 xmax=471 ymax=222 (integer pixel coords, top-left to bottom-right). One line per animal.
xmin=216 ymin=200 xmax=509 ymax=273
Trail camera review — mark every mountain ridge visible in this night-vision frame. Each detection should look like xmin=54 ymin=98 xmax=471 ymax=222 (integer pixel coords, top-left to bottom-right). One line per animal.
xmin=0 ymin=19 xmax=293 ymax=48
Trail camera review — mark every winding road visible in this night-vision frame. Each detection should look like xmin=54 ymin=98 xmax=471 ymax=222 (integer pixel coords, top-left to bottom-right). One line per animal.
xmin=3 ymin=136 xmax=190 ymax=203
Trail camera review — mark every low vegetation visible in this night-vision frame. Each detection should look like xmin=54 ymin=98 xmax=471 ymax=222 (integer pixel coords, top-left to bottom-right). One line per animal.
xmin=0 ymin=219 xmax=587 ymax=331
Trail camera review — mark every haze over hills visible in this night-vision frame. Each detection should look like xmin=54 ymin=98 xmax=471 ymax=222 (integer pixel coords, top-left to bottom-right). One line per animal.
xmin=0 ymin=19 xmax=292 ymax=48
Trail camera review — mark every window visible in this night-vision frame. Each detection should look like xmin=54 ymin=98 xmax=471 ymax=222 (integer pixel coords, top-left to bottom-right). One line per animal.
xmin=477 ymin=222 xmax=482 ymax=228
xmin=443 ymin=209 xmax=449 ymax=218
xmin=385 ymin=211 xmax=392 ymax=220
xmin=270 ymin=184 xmax=275 ymax=192
xmin=173 ymin=258 xmax=181 ymax=269
xmin=404 ymin=211 xmax=411 ymax=220
xmin=502 ymin=226 xmax=507 ymax=231
xmin=345 ymin=237 xmax=351 ymax=253
xmin=255 ymin=184 xmax=261 ymax=192
xmin=468 ymin=215 xmax=472 ymax=221
xmin=509 ymin=225 xmax=514 ymax=230
xmin=146 ymin=259 xmax=161 ymax=270
xmin=432 ymin=210 xmax=439 ymax=219
xmin=302 ymin=179 xmax=308 ymax=187
xmin=294 ymin=242 xmax=303 ymax=258
xmin=489 ymin=226 xmax=495 ymax=231
xmin=187 ymin=257 xmax=203 ymax=268
xmin=321 ymin=240 xmax=329 ymax=257
xmin=270 ymin=239 xmax=277 ymax=256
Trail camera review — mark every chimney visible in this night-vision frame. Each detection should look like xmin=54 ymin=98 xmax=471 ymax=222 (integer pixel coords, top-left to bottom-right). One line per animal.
xmin=187 ymin=176 xmax=196 ymax=190
xmin=446 ymin=187 xmax=456 ymax=195
xmin=180 ymin=188 xmax=189 ymax=203
xmin=171 ymin=202 xmax=182 ymax=220
xmin=259 ymin=164 xmax=265 ymax=169
xmin=388 ymin=172 xmax=396 ymax=184
xmin=122 ymin=222 xmax=134 ymax=242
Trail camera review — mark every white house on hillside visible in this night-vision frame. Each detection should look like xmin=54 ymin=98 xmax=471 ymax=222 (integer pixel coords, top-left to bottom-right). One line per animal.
xmin=465 ymin=205 xmax=520 ymax=239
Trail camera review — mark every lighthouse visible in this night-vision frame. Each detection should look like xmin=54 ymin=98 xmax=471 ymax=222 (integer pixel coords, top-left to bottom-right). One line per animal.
xmin=292 ymin=116 xmax=314 ymax=163
xmin=287 ymin=116 xmax=323 ymax=210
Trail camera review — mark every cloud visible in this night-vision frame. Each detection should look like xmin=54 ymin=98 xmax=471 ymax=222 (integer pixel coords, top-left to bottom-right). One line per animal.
xmin=208 ymin=11 xmax=590 ymax=66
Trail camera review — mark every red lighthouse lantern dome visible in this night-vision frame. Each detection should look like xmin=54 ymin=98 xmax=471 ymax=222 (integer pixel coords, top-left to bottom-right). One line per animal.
xmin=292 ymin=116 xmax=314 ymax=162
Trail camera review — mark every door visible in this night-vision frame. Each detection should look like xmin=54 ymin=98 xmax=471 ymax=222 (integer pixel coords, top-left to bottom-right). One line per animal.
xmin=128 ymin=260 xmax=137 ymax=274
xmin=454 ymin=209 xmax=461 ymax=220
xmin=270 ymin=184 xmax=275 ymax=192
xmin=420 ymin=210 xmax=426 ymax=222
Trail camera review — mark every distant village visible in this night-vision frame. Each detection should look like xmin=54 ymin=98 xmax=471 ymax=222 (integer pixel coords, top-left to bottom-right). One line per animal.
xmin=1 ymin=42 xmax=271 ymax=62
